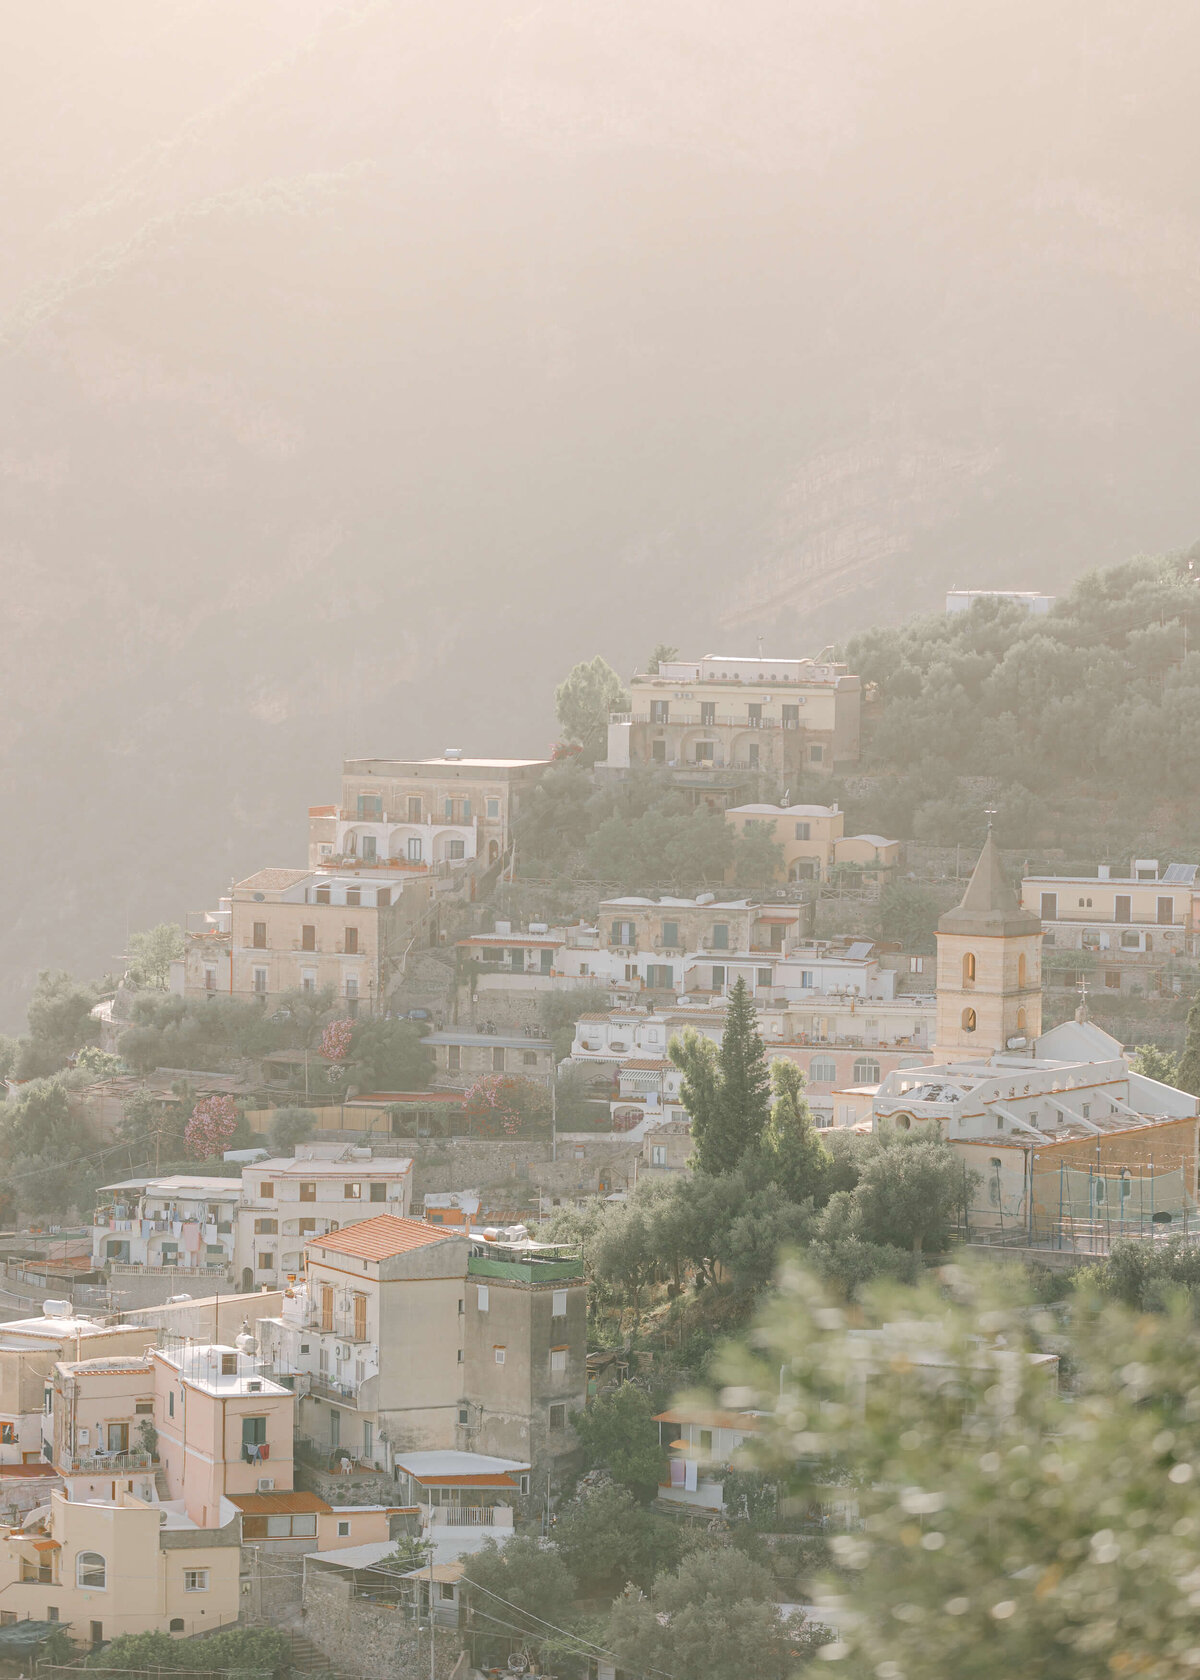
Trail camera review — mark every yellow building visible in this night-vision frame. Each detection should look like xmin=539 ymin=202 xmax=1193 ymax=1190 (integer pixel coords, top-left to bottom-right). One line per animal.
xmin=599 ymin=654 xmax=861 ymax=779
xmin=309 ymin=753 xmax=552 ymax=873
xmin=182 ymin=866 xmax=433 ymax=1012
xmin=0 ymin=1487 xmax=240 ymax=1648
xmin=724 ymin=802 xmax=902 ymax=884
xmin=934 ymin=831 xmax=1042 ymax=1059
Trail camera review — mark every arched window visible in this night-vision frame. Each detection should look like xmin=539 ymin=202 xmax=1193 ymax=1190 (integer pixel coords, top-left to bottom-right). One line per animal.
xmin=962 ymin=1008 xmax=977 ymax=1033
xmin=1018 ymin=953 xmax=1027 ymax=988
xmin=169 ymin=1620 xmax=185 ymax=1634
xmin=1016 ymin=1007 xmax=1027 ymax=1034
xmin=852 ymin=1056 xmax=881 ymax=1084
xmin=962 ymin=952 xmax=976 ymax=985
xmin=77 ymin=1553 xmax=106 ymax=1590
xmin=808 ymin=1055 xmax=838 ymax=1084
xmin=893 ymin=1113 xmax=912 ymax=1131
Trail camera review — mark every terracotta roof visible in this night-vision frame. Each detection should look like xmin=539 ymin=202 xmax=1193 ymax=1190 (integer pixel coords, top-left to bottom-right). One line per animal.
xmin=230 ymin=1492 xmax=332 ymax=1515
xmin=235 ymin=867 xmax=312 ymax=893
xmin=0 ymin=1465 xmax=58 ymax=1480
xmin=310 ymin=1215 xmax=460 ymax=1260
xmin=309 ymin=806 xmax=337 ymax=817
xmin=654 ymin=1406 xmax=760 ymax=1431
xmin=407 ymin=1471 xmax=519 ymax=1488
xmin=30 ymin=1539 xmax=60 ymax=1553
xmin=349 ymin=1091 xmax=464 ymax=1105
xmin=621 ymin=1058 xmax=672 ymax=1071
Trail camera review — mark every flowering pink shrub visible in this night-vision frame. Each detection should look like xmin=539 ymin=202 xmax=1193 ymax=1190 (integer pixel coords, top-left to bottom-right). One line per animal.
xmin=185 ymin=1094 xmax=240 ymax=1159
xmin=463 ymin=1075 xmax=551 ymax=1138
xmin=320 ymin=1019 xmax=355 ymax=1062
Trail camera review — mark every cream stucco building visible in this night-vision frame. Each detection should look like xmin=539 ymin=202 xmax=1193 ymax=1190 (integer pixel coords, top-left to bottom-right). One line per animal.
xmin=599 ymin=654 xmax=861 ymax=779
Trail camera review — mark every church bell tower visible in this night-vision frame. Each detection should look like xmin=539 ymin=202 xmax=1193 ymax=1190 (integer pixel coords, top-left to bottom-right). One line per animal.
xmin=933 ymin=829 xmax=1042 ymax=1060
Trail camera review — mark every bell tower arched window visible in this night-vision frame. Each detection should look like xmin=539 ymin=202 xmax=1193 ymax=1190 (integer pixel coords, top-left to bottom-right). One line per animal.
xmin=962 ymin=1007 xmax=977 ymax=1033
xmin=962 ymin=952 xmax=976 ymax=985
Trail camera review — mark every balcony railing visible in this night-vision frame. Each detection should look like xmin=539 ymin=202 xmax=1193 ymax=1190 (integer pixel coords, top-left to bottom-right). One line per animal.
xmin=307 ymin=1374 xmax=360 ymax=1405
xmin=426 ymin=1505 xmax=513 ymax=1528
xmin=60 ymin=1447 xmax=156 ymax=1474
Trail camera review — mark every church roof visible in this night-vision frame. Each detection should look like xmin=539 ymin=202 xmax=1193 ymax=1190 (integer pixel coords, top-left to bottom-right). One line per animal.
xmin=938 ymin=832 xmax=1042 ymax=938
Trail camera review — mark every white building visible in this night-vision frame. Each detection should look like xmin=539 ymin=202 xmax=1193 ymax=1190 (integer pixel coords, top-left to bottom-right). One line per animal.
xmin=92 ymin=1176 xmax=240 ymax=1280
xmin=235 ymin=1144 xmax=413 ymax=1292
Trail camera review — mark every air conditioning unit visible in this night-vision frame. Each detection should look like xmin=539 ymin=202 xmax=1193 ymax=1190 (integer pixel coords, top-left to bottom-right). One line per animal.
xmin=257 ymin=1477 xmax=275 ymax=1492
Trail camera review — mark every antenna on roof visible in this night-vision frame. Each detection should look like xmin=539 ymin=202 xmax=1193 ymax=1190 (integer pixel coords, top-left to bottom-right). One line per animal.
xmin=984 ymin=806 xmax=998 ymax=832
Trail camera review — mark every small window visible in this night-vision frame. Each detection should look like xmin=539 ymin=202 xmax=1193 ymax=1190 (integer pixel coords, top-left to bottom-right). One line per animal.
xmin=808 ymin=743 xmax=824 ymax=762
xmin=852 ymin=1057 xmax=881 ymax=1084
xmin=486 ymin=798 xmax=500 ymax=819
xmin=344 ymin=1182 xmax=361 ymax=1200
xmin=257 ymin=1252 xmax=275 ymax=1271
xmin=447 ymin=1045 xmax=461 ymax=1073
xmin=344 ymin=927 xmax=359 ymax=954
xmin=699 ymin=1428 xmax=714 ymax=1452
xmin=220 ymin=1353 xmax=237 ymax=1376
xmin=135 ymin=1401 xmax=154 ymax=1416
xmin=253 ymin=968 xmax=268 ymax=994
xmin=299 ymin=1182 xmax=317 ymax=1202
xmin=550 ymin=1348 xmax=567 ymax=1374
xmin=184 ymin=1570 xmax=209 ymax=1592
xmin=254 ymin=1218 xmax=278 ymax=1235
xmin=549 ymin=1404 xmax=566 ymax=1431
xmin=369 ymin=1182 xmax=387 ymax=1202
xmin=260 ymin=1182 xmax=275 ymax=1199
xmin=522 ymin=1050 xmax=537 ymax=1067
xmin=757 ymin=967 xmax=772 ymax=988
xmin=962 ymin=1008 xmax=977 ymax=1033
xmin=551 ymin=1289 xmax=568 ymax=1318
xmin=492 ymin=1047 xmax=505 ymax=1073
xmin=962 ymin=952 xmax=976 ymax=985
xmin=337 ymin=1521 xmax=350 ymax=1538
xmin=494 ymin=1346 xmax=506 ymax=1365
xmin=168 ymin=1391 xmax=175 ymax=1418
xmin=477 ymin=1286 xmax=489 ymax=1312
xmin=252 ymin=921 xmax=267 ymax=949
xmin=408 ymin=837 xmax=423 ymax=862
xmin=909 ymin=955 xmax=925 ymax=974
xmin=301 ymin=924 xmax=316 ymax=952
xmin=170 ymin=1618 xmax=184 ymax=1632
xmin=448 ymin=839 xmax=465 ymax=860
xmin=651 ymin=1144 xmax=667 ymax=1166
xmin=0 ymin=1423 xmax=12 ymax=1444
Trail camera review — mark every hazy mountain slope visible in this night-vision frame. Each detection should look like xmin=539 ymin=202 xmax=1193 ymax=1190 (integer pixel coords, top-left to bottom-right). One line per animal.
xmin=3 ymin=1 xmax=1200 ymax=1023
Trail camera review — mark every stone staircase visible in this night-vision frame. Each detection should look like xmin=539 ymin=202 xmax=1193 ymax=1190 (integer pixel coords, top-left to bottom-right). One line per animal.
xmin=283 ymin=1630 xmax=359 ymax=1680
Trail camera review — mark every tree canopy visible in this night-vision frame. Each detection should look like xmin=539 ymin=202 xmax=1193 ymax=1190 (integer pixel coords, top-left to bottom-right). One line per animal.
xmin=554 ymin=655 xmax=628 ymax=757
xmin=670 ymin=978 xmax=771 ymax=1175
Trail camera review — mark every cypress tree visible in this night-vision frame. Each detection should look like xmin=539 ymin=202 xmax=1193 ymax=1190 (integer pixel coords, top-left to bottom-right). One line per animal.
xmin=1176 ymin=992 xmax=1200 ymax=1096
xmin=671 ymin=977 xmax=771 ymax=1174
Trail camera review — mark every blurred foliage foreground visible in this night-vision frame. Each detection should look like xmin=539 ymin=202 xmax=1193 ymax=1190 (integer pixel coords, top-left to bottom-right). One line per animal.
xmin=720 ymin=1259 xmax=1200 ymax=1680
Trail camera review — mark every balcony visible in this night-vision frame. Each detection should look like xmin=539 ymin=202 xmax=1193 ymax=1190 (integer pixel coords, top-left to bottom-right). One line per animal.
xmin=426 ymin=1505 xmax=513 ymax=1529
xmin=60 ymin=1447 xmax=156 ymax=1474
xmin=307 ymin=1374 xmax=360 ymax=1406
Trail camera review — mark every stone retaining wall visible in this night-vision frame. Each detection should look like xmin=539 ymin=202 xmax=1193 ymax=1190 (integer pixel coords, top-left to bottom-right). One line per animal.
xmin=302 ymin=1566 xmax=462 ymax=1680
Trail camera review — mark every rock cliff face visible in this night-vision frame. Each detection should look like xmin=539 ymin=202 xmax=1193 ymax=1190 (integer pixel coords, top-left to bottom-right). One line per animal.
xmin=3 ymin=0 xmax=1200 ymax=1021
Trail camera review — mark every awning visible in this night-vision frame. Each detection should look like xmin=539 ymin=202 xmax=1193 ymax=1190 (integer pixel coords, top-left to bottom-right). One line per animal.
xmin=0 ymin=1620 xmax=64 ymax=1649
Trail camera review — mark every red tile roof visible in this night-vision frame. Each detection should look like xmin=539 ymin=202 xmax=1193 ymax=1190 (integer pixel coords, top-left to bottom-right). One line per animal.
xmin=230 ymin=1492 xmax=331 ymax=1515
xmin=310 ymin=1215 xmax=460 ymax=1261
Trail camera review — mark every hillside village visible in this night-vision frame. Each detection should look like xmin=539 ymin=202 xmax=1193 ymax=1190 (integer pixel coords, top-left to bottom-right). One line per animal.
xmin=7 ymin=567 xmax=1200 ymax=1677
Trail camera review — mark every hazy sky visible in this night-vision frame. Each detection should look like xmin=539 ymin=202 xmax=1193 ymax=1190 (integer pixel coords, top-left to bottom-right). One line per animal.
xmin=3 ymin=0 xmax=1199 ymax=1022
